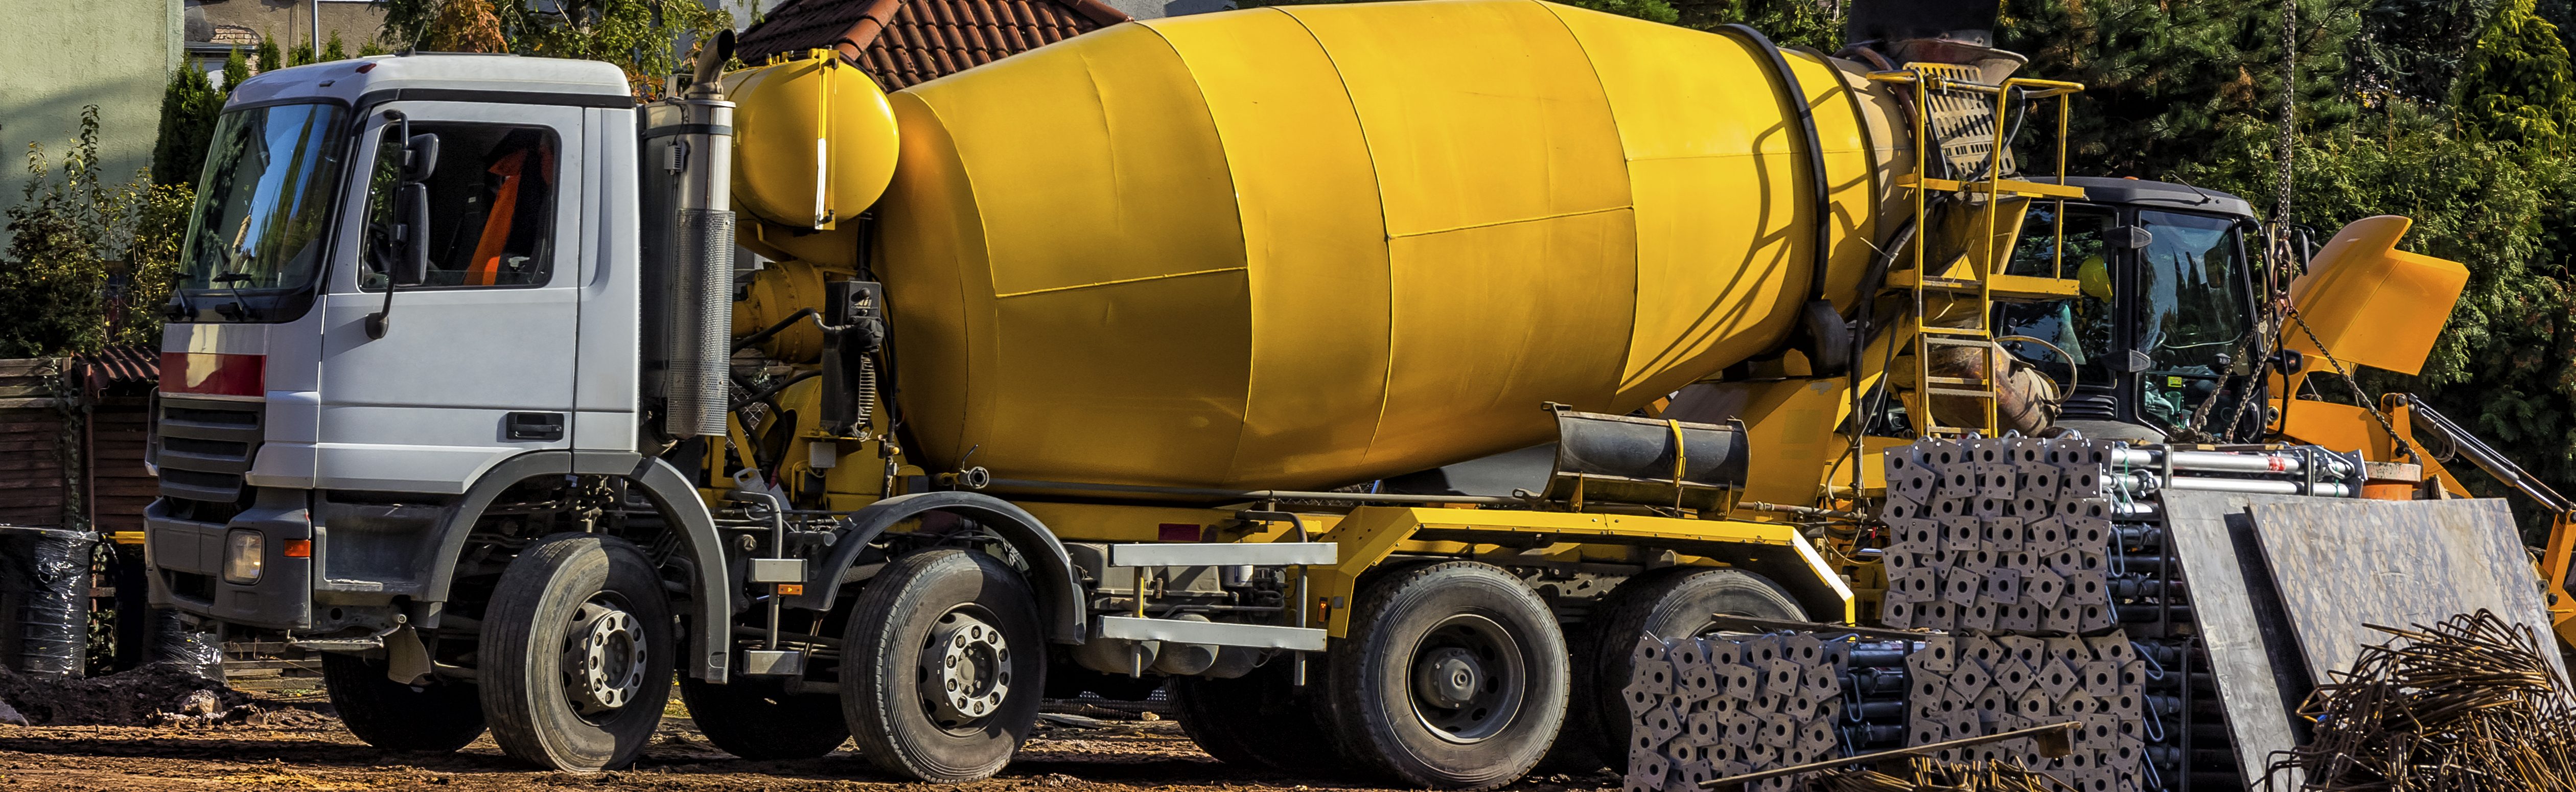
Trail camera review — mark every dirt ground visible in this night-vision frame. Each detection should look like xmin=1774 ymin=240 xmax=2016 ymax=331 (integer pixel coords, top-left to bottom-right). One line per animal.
xmin=0 ymin=687 xmax=1627 ymax=792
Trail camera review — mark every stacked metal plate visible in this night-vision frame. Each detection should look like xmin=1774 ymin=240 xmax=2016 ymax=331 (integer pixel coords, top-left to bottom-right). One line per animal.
xmin=1877 ymin=436 xmax=2362 ymax=791
xmin=1878 ymin=437 xmax=2127 ymax=634
xmin=1620 ymin=631 xmax=1852 ymax=792
xmin=1900 ymin=633 xmax=2148 ymax=791
xmin=1876 ymin=437 xmax=2152 ymax=791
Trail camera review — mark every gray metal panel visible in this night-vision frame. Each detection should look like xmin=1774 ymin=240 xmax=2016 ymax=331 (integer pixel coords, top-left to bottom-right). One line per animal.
xmin=1096 ymin=616 xmax=1327 ymax=651
xmin=2161 ymin=492 xmax=2313 ymax=787
xmin=1105 ymin=542 xmax=1335 ymax=568
xmin=2245 ymin=497 xmax=2565 ymax=683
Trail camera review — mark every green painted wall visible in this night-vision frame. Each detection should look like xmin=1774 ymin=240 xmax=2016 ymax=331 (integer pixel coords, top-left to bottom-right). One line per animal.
xmin=0 ymin=0 xmax=183 ymax=214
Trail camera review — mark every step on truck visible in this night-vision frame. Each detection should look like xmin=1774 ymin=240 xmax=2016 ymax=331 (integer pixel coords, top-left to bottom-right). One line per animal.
xmin=138 ymin=0 xmax=2495 ymax=787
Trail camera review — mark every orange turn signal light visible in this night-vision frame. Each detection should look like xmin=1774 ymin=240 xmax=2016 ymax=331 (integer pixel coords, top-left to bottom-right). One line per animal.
xmin=283 ymin=539 xmax=312 ymax=558
xmin=778 ymin=584 xmax=805 ymax=595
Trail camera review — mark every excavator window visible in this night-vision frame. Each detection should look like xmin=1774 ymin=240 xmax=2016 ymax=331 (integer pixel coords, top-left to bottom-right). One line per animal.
xmin=359 ymin=122 xmax=559 ymax=290
xmin=1996 ymin=204 xmax=2118 ymax=391
xmin=2133 ymin=210 xmax=2255 ymax=430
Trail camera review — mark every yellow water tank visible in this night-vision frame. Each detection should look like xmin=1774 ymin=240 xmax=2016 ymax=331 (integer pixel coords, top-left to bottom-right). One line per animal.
xmin=723 ymin=51 xmax=900 ymax=266
xmin=874 ymin=0 xmax=1909 ymax=490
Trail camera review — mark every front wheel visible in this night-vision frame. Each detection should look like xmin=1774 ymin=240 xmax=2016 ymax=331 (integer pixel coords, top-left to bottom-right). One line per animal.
xmin=1328 ymin=562 xmax=1568 ymax=790
xmin=840 ymin=548 xmax=1046 ymax=783
xmin=478 ymin=533 xmax=677 ymax=771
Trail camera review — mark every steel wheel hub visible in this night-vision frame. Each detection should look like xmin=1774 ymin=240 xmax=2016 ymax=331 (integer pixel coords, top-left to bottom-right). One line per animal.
xmin=1407 ymin=613 xmax=1527 ymax=744
xmin=921 ymin=609 xmax=1012 ymax=728
xmin=1414 ymin=647 xmax=1484 ymax=709
xmin=563 ymin=600 xmax=646 ymax=716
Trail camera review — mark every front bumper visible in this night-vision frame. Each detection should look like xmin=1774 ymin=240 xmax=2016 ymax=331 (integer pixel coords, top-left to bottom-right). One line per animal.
xmin=144 ymin=487 xmax=314 ymax=631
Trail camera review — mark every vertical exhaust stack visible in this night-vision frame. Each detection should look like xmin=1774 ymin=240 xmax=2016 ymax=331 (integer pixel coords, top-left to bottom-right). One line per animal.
xmin=642 ymin=31 xmax=740 ymax=440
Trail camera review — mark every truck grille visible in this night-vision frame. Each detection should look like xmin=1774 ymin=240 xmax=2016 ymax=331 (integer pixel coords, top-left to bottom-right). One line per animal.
xmin=156 ymin=397 xmax=263 ymax=505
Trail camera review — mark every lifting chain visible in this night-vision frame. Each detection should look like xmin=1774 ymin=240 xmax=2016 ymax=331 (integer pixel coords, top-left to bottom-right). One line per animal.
xmin=2289 ymin=308 xmax=2419 ymax=463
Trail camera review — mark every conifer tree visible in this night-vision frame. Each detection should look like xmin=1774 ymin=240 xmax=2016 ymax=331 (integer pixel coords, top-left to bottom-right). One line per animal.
xmin=147 ymin=66 xmax=223 ymax=187
xmin=255 ymin=31 xmax=282 ymax=73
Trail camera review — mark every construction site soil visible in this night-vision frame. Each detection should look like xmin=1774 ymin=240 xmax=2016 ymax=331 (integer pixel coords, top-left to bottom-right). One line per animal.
xmin=0 ymin=677 xmax=1625 ymax=792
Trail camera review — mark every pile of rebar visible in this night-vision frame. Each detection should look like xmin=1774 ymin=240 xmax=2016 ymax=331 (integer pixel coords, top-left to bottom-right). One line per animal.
xmin=2265 ymin=610 xmax=2576 ymax=791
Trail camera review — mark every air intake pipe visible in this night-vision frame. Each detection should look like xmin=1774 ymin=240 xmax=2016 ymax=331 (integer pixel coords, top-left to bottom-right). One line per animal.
xmin=643 ymin=31 xmax=739 ymax=438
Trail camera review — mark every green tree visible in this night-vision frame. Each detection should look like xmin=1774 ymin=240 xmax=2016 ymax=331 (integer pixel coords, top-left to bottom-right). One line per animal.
xmin=1569 ymin=0 xmax=1679 ymax=26
xmin=0 ymin=109 xmax=193 ymax=357
xmin=323 ymin=31 xmax=350 ymax=61
xmin=222 ymin=46 xmax=250 ymax=90
xmin=148 ymin=66 xmax=224 ymax=189
xmin=377 ymin=0 xmax=732 ymax=97
xmin=1999 ymin=0 xmax=2366 ymax=185
xmin=2456 ymin=0 xmax=2576 ymax=146
xmin=256 ymin=31 xmax=282 ymax=73
xmin=290 ymin=40 xmax=316 ymax=66
xmin=358 ymin=38 xmax=389 ymax=57
xmin=2355 ymin=0 xmax=2504 ymax=103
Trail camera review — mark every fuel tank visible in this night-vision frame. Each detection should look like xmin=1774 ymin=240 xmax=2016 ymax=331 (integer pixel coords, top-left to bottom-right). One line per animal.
xmin=871 ymin=0 xmax=1910 ymax=490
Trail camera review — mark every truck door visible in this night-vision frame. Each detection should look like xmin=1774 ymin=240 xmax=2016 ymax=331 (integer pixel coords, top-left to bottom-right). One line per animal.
xmin=316 ymin=102 xmax=585 ymax=492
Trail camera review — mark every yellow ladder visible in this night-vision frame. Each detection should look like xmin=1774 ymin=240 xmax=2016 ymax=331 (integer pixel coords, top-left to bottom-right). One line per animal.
xmin=1867 ymin=64 xmax=2086 ymax=438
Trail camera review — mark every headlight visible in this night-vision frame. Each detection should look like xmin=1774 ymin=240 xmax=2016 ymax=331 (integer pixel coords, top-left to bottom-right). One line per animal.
xmin=223 ymin=530 xmax=264 ymax=584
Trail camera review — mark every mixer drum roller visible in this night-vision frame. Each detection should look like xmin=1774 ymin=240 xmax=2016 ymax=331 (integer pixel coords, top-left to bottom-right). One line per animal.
xmin=871 ymin=0 xmax=1910 ymax=490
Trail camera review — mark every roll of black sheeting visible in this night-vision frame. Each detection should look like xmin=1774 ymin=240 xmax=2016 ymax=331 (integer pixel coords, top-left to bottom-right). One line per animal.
xmin=0 ymin=526 xmax=98 ymax=678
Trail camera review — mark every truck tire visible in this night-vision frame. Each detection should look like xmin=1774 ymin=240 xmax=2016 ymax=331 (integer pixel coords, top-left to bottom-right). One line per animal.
xmin=840 ymin=548 xmax=1045 ymax=783
xmin=678 ymin=675 xmax=850 ymax=760
xmin=1169 ymin=659 xmax=1344 ymax=771
xmin=1327 ymin=561 xmax=1567 ymax=790
xmin=321 ymin=651 xmax=486 ymax=753
xmin=1574 ymin=568 xmax=1800 ymax=770
xmin=478 ymin=533 xmax=677 ymax=771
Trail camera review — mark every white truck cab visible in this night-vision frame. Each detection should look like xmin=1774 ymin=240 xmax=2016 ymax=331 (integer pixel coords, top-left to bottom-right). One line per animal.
xmin=148 ymin=53 xmax=741 ymax=768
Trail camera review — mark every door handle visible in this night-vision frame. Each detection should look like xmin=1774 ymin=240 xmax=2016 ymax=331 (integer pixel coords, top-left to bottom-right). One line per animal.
xmin=505 ymin=412 xmax=566 ymax=442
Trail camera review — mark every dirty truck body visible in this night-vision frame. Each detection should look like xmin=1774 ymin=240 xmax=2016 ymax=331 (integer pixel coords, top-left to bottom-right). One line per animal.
xmin=140 ymin=0 xmax=2497 ymax=787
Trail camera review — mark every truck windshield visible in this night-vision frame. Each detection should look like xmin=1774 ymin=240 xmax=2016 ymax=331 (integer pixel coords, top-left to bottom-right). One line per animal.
xmin=175 ymin=103 xmax=350 ymax=319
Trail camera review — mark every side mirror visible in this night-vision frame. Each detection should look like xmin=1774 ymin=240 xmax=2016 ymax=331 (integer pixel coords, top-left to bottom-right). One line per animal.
xmin=403 ymin=133 xmax=440 ymax=182
xmin=392 ymin=182 xmax=431 ymax=288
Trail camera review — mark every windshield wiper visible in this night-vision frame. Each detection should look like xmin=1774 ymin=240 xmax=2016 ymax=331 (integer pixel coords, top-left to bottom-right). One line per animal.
xmin=210 ymin=272 xmax=254 ymax=321
xmin=164 ymin=275 xmax=199 ymax=320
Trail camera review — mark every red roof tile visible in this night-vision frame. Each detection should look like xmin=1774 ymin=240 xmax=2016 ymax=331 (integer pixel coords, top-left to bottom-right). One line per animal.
xmin=79 ymin=345 xmax=158 ymax=394
xmin=737 ymin=0 xmax=1131 ymax=91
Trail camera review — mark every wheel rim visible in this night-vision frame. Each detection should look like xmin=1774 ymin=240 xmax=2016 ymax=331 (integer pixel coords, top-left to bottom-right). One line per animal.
xmin=1407 ymin=613 xmax=1526 ymax=744
xmin=561 ymin=597 xmax=647 ymax=719
xmin=917 ymin=605 xmax=1013 ymax=732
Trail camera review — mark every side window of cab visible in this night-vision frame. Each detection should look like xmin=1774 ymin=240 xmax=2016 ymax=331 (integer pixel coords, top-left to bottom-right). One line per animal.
xmin=361 ymin=122 xmax=561 ymax=289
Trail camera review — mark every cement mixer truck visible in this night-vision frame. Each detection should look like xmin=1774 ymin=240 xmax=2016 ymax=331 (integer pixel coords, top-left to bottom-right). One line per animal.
xmin=138 ymin=0 xmax=2510 ymax=787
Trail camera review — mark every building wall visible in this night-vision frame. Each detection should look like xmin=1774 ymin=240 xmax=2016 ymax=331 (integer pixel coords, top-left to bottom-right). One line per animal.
xmin=194 ymin=0 xmax=386 ymax=54
xmin=0 ymin=0 xmax=181 ymax=215
xmin=1089 ymin=0 xmax=1228 ymax=23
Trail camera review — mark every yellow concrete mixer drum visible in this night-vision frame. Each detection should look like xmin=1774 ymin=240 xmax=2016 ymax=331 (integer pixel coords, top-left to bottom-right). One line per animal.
xmin=873 ymin=0 xmax=1908 ymax=491
xmin=723 ymin=51 xmax=901 ymax=266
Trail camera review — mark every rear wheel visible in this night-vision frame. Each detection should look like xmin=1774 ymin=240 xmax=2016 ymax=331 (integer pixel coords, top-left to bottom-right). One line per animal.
xmin=678 ymin=675 xmax=850 ymax=760
xmin=1328 ymin=562 xmax=1567 ymax=790
xmin=840 ymin=548 xmax=1046 ymax=783
xmin=322 ymin=652 xmax=486 ymax=753
xmin=1574 ymin=568 xmax=1801 ymax=769
xmin=478 ymin=533 xmax=677 ymax=771
xmin=1169 ymin=658 xmax=1345 ymax=771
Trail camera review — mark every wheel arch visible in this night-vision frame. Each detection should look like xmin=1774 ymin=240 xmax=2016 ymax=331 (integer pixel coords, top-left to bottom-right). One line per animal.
xmin=420 ymin=451 xmax=734 ymax=681
xmin=785 ymin=491 xmax=1086 ymax=643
